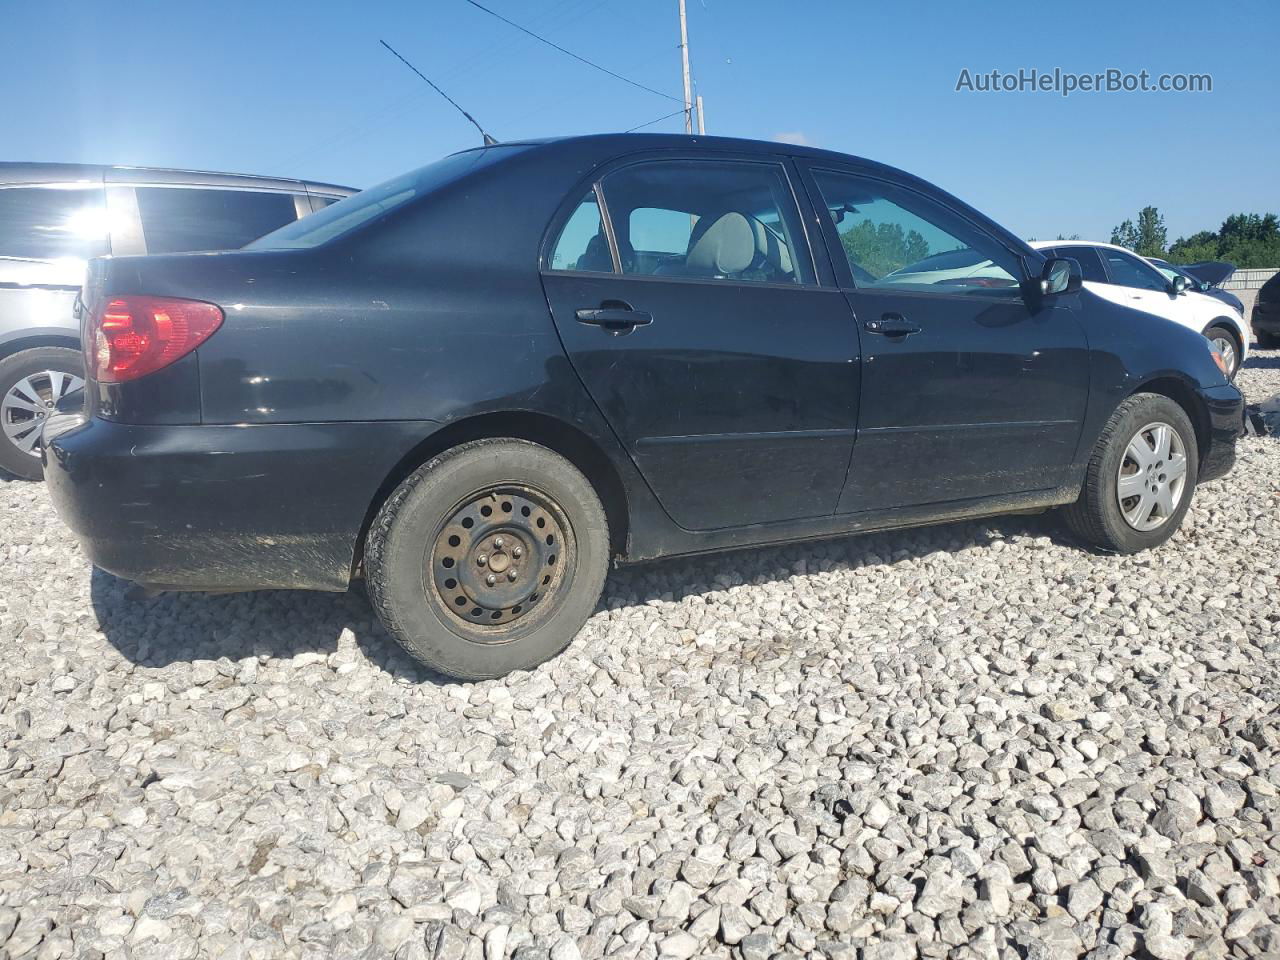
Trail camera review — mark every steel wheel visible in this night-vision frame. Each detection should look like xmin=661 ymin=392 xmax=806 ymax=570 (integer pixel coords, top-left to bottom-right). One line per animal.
xmin=1209 ymin=333 xmax=1237 ymax=376
xmin=428 ymin=484 xmax=574 ymax=636
xmin=2 ymin=369 xmax=84 ymax=458
xmin=1116 ymin=421 xmax=1188 ymax=532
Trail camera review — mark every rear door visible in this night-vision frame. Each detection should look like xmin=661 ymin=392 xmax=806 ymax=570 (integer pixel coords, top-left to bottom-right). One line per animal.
xmin=800 ymin=164 xmax=1091 ymax=512
xmin=540 ymin=154 xmax=861 ymax=531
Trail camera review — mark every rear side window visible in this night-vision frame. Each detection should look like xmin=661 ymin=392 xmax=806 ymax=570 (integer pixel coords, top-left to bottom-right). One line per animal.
xmin=549 ymin=192 xmax=611 ymax=272
xmin=0 ymin=185 xmax=108 ymax=261
xmin=599 ymin=160 xmax=810 ymax=284
xmin=1260 ymin=271 xmax=1280 ymax=302
xmin=136 ymin=187 xmax=298 ymax=253
xmin=1049 ymin=246 xmax=1108 ymax=283
xmin=812 ymin=169 xmax=1021 ymax=295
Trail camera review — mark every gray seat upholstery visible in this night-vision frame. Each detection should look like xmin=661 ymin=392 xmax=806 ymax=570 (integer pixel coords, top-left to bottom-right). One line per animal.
xmin=748 ymin=218 xmax=793 ymax=279
xmin=654 ymin=212 xmax=755 ymax=279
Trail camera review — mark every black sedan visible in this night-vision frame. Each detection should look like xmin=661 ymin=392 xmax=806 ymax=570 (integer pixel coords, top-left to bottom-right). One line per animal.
xmin=44 ymin=134 xmax=1243 ymax=679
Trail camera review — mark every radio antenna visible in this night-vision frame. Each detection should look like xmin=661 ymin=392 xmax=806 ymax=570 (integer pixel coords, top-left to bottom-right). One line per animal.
xmin=379 ymin=39 xmax=498 ymax=146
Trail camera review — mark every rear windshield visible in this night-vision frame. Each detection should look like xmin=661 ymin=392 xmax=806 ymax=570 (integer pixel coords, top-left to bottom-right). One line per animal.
xmin=248 ymin=145 xmax=526 ymax=250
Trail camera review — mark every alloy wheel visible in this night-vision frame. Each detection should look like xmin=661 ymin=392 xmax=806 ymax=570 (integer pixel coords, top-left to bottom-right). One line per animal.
xmin=2 ymin=369 xmax=85 ymax=458
xmin=1116 ymin=421 xmax=1188 ymax=532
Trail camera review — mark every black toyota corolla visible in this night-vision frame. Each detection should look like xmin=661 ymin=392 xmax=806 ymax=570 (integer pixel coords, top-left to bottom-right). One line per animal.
xmin=44 ymin=134 xmax=1243 ymax=679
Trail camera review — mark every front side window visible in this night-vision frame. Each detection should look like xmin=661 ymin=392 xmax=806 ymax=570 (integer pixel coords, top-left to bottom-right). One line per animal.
xmin=812 ymin=170 xmax=1022 ymax=295
xmin=136 ymin=187 xmax=298 ymax=253
xmin=599 ymin=160 xmax=809 ymax=284
xmin=549 ymin=192 xmax=611 ymax=272
xmin=1102 ymin=250 xmax=1169 ymax=291
xmin=1049 ymin=246 xmax=1108 ymax=283
xmin=0 ymin=185 xmax=108 ymax=261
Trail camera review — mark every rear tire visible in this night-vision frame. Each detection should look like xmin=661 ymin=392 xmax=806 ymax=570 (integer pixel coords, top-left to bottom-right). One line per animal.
xmin=0 ymin=346 xmax=85 ymax=481
xmin=364 ymin=439 xmax=609 ymax=680
xmin=1204 ymin=324 xmax=1241 ymax=378
xmin=1257 ymin=330 xmax=1280 ymax=349
xmin=1061 ymin=393 xmax=1198 ymax=554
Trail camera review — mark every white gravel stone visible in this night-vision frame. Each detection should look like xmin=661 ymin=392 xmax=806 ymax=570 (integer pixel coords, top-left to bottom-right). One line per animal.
xmin=1 ymin=354 xmax=1278 ymax=958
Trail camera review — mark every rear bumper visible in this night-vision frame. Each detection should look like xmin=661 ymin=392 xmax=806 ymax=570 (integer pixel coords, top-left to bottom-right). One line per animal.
xmin=1198 ymin=383 xmax=1244 ymax=483
xmin=43 ymin=416 xmax=436 ymax=591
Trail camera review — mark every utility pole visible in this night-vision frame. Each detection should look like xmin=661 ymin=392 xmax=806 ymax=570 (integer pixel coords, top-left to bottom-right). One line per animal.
xmin=696 ymin=94 xmax=706 ymax=135
xmin=678 ymin=0 xmax=693 ymax=133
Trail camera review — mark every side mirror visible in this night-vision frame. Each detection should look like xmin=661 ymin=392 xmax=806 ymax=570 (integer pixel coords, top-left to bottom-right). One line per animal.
xmin=1170 ymin=275 xmax=1188 ymax=295
xmin=1041 ymin=257 xmax=1081 ymax=296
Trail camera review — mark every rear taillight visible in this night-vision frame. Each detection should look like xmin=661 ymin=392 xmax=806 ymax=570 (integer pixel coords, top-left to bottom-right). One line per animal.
xmin=89 ymin=295 xmax=223 ymax=383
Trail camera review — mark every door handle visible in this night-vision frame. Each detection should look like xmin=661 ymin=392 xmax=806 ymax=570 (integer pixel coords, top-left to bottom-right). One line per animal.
xmin=864 ymin=313 xmax=921 ymax=337
xmin=575 ymin=303 xmax=653 ymax=332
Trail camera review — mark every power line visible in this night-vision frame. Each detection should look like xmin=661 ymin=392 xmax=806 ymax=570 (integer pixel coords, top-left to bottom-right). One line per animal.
xmin=461 ymin=0 xmax=682 ymax=104
xmin=379 ymin=39 xmax=498 ymax=145
xmin=624 ymin=109 xmax=686 ymax=133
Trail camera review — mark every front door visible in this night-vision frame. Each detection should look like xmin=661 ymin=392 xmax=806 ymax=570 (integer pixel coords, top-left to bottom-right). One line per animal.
xmin=540 ymin=157 xmax=860 ymax=531
xmin=801 ymin=165 xmax=1092 ymax=513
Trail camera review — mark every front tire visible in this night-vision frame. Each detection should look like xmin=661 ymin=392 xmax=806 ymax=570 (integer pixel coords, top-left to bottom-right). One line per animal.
xmin=364 ymin=439 xmax=609 ymax=680
xmin=1061 ymin=393 xmax=1198 ymax=554
xmin=0 ymin=347 xmax=85 ymax=481
xmin=1257 ymin=330 xmax=1280 ymax=349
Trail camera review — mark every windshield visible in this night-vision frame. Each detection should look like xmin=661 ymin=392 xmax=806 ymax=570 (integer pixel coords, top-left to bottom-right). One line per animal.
xmin=249 ymin=145 xmax=526 ymax=250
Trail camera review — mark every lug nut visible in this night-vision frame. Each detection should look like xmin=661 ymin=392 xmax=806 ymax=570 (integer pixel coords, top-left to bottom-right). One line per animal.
xmin=477 ymin=554 xmax=487 ymax=566
xmin=486 ymin=574 xmax=497 ymax=586
xmin=507 ymin=569 xmax=518 ymax=581
xmin=494 ymin=537 xmax=505 ymax=550
xmin=512 ymin=546 xmax=522 ymax=559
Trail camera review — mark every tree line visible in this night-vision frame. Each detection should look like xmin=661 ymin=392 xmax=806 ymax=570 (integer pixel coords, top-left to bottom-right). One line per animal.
xmin=1110 ymin=206 xmax=1280 ymax=267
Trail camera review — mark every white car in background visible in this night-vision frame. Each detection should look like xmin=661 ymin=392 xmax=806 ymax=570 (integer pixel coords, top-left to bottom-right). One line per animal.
xmin=1030 ymin=240 xmax=1249 ymax=378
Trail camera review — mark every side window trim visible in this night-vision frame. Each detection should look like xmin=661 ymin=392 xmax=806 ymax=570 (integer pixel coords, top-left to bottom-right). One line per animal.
xmin=541 ymin=152 xmax=821 ymax=288
xmin=594 ymin=181 xmax=623 ymax=274
xmin=798 ymin=161 xmax=1030 ymax=297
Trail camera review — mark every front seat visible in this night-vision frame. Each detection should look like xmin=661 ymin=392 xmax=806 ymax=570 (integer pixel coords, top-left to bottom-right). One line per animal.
xmin=658 ymin=212 xmax=755 ymax=279
xmin=748 ymin=219 xmax=793 ymax=281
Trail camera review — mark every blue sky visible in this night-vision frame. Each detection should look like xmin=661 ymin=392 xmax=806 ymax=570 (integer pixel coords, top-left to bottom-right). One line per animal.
xmin=4 ymin=0 xmax=1277 ymax=243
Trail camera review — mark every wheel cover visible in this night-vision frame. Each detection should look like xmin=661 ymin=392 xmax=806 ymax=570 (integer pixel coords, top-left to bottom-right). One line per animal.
xmin=1210 ymin=335 xmax=1236 ymax=374
xmin=1116 ymin=420 xmax=1188 ymax=532
xmin=2 ymin=369 xmax=85 ymax=458
xmin=429 ymin=484 xmax=573 ymax=636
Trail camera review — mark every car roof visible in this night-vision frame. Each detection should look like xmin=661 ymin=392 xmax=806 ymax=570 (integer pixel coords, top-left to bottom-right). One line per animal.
xmin=464 ymin=132 xmax=921 ymax=178
xmin=0 ymin=161 xmax=354 ymax=197
xmin=1027 ymin=240 xmax=1134 ymax=254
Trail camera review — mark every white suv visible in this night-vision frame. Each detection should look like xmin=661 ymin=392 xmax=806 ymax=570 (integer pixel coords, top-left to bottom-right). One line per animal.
xmin=1030 ymin=240 xmax=1249 ymax=378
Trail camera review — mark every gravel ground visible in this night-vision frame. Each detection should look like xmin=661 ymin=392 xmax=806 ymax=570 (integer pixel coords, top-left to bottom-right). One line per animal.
xmin=0 ymin=354 xmax=1278 ymax=960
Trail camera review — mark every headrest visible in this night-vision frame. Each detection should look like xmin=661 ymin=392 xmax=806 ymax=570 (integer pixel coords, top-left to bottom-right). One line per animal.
xmin=686 ymin=212 xmax=755 ymax=277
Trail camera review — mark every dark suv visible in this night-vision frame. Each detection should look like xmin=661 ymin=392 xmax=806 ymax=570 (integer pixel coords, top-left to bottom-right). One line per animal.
xmin=1253 ymin=271 xmax=1280 ymax=348
xmin=43 ymin=135 xmax=1242 ymax=680
xmin=0 ymin=163 xmax=353 ymax=478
